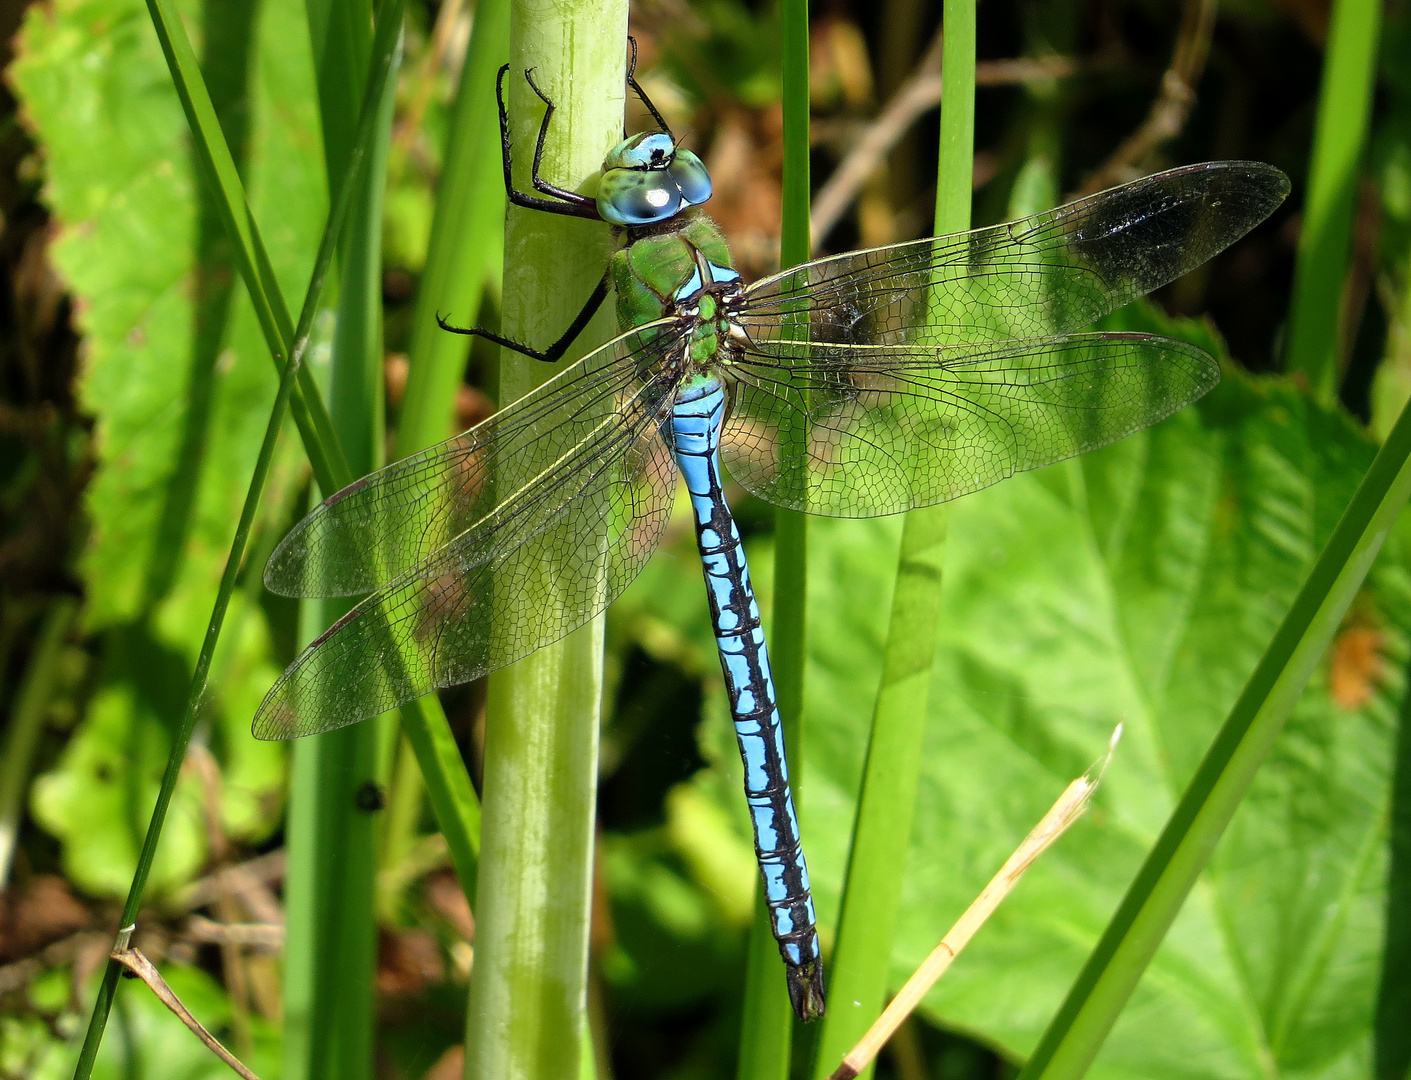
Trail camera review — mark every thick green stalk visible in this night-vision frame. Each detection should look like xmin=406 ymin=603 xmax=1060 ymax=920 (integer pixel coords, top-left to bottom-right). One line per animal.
xmin=1283 ymin=0 xmax=1381 ymax=402
xmin=1016 ymin=354 xmax=1411 ymax=1080
xmin=740 ymin=0 xmax=811 ymax=1072
xmin=283 ymin=3 xmax=396 ymax=1078
xmin=810 ymin=4 xmax=972 ymax=1077
xmin=69 ymin=4 xmax=405 ymax=1074
xmin=461 ymin=6 xmax=625 ymax=1078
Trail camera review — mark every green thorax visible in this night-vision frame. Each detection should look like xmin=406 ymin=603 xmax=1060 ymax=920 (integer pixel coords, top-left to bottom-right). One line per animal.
xmin=608 ymin=213 xmax=735 ymax=333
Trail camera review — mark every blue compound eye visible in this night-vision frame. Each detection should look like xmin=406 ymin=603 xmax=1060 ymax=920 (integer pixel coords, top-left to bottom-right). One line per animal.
xmin=596 ymin=137 xmax=714 ymax=225
xmin=597 ymin=168 xmax=684 ymax=225
xmin=666 ymin=148 xmax=712 ymax=206
xmin=603 ymin=131 xmax=676 ymax=170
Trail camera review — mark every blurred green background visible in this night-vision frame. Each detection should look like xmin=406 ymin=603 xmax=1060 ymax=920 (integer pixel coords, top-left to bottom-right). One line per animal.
xmin=0 ymin=0 xmax=1409 ymax=1077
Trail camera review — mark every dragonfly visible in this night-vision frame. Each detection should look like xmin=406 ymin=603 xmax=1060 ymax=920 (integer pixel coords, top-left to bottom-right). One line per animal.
xmin=253 ymin=42 xmax=1289 ymax=1021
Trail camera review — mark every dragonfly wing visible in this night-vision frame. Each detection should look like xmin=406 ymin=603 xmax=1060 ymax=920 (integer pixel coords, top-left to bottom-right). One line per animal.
xmin=266 ymin=322 xmax=682 ymax=598
xmin=738 ymin=161 xmax=1288 ymax=346
xmin=254 ymin=328 xmax=684 ymax=740
xmin=721 ymin=333 xmax=1217 ymax=517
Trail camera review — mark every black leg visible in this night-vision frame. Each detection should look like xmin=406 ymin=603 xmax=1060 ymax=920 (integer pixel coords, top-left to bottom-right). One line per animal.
xmin=438 ymin=274 xmax=611 ymax=364
xmin=522 ymin=70 xmax=604 ymax=210
xmin=625 ymin=37 xmax=672 ymax=138
xmin=496 ymin=65 xmax=602 ymax=221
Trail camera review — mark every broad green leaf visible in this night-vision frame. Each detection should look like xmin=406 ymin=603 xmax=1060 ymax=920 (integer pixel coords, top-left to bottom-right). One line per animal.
xmin=782 ymin=360 xmax=1400 ymax=1077
xmin=11 ymin=0 xmax=324 ymax=890
xmin=624 ymin=303 xmax=1400 ymax=1077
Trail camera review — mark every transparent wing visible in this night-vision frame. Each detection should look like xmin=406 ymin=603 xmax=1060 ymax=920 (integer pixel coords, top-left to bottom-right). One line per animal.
xmin=721 ymin=333 xmax=1217 ymax=517
xmin=738 ymin=161 xmax=1289 ymax=347
xmin=266 ymin=323 xmax=681 ymax=598
xmin=254 ymin=325 xmax=685 ymax=740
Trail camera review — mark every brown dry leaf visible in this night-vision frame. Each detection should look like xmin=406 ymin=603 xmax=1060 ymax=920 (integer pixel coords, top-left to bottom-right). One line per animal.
xmin=424 ymin=869 xmax=474 ymax=941
xmin=426 ymin=1044 xmax=464 ymax=1080
xmin=704 ymin=109 xmax=782 ymax=280
xmin=455 ymin=384 xmax=495 ymax=430
xmin=377 ymin=927 xmax=445 ymax=996
xmin=0 ymin=875 xmax=92 ymax=962
xmin=1329 ymin=623 xmax=1383 ymax=710
xmin=386 ymin=354 xmax=410 ymax=407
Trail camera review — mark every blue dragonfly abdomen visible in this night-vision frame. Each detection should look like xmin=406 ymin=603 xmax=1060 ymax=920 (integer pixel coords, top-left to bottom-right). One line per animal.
xmin=671 ymin=372 xmax=825 ymax=1020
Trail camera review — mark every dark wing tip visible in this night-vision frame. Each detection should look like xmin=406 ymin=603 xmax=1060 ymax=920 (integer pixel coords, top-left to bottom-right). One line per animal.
xmin=1193 ymin=159 xmax=1291 ymax=222
xmin=1064 ymin=160 xmax=1290 ymax=300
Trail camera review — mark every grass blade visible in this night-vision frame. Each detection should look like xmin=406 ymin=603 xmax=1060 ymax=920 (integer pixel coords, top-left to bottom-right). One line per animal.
xmin=375 ymin=0 xmax=513 ymax=909
xmin=1015 ymin=357 xmax=1411 ymax=1080
xmin=739 ymin=0 xmax=811 ymax=1071
xmin=1377 ymin=263 xmax=1411 ymax=1080
xmin=460 ymin=4 xmax=625 ymax=1075
xmin=140 ymin=0 xmax=350 ymax=493
xmin=68 ymin=2 xmax=407 ymax=1075
xmin=1283 ymin=0 xmax=1381 ymax=402
xmin=809 ymin=5 xmax=971 ymax=1076
xmin=1378 ymin=651 xmax=1411 ymax=1080
xmin=281 ymin=3 xmax=399 ymax=1078
xmin=397 ymin=0 xmax=509 ymax=458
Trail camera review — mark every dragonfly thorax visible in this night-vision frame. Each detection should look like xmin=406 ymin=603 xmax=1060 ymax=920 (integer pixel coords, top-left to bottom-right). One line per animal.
xmin=610 ymin=214 xmax=745 ymax=354
xmin=674 ymin=248 xmax=748 ymax=368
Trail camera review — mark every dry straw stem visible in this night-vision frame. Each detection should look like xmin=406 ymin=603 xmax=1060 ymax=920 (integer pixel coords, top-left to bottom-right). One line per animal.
xmin=1076 ymin=0 xmax=1216 ymax=195
xmin=827 ymin=726 xmax=1122 ymax=1080
xmin=809 ymin=25 xmax=1081 ymax=248
xmin=109 ymin=947 xmax=261 ymax=1080
xmin=393 ymin=0 xmax=468 ymax=153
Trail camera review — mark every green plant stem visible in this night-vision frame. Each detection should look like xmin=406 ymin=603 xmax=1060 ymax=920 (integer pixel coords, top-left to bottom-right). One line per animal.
xmin=400 ymin=698 xmax=480 ymax=896
xmin=1375 ymin=268 xmax=1411 ymax=1080
xmin=1016 ymin=356 xmax=1411 ymax=1080
xmin=374 ymin=0 xmax=512 ymax=918
xmin=1283 ymin=0 xmax=1381 ymax=403
xmin=141 ymin=0 xmax=257 ymax=612
xmin=742 ymin=0 xmax=810 ymax=1071
xmin=282 ymin=2 xmax=399 ymax=1078
xmin=1377 ymin=643 xmax=1411 ymax=1080
xmin=0 ymin=597 xmax=78 ymax=886
xmin=810 ymin=5 xmax=972 ymax=1077
xmin=68 ymin=5 xmax=406 ymax=1075
xmin=460 ymin=5 xmax=625 ymax=1077
xmin=398 ymin=0 xmax=509 ymax=457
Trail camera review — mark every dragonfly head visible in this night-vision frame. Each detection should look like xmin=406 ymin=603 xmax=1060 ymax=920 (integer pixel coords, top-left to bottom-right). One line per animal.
xmin=597 ymin=132 xmax=712 ymax=226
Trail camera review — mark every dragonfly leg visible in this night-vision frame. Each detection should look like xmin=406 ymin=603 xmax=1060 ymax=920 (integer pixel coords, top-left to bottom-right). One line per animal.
xmin=495 ymin=65 xmax=601 ymax=221
xmin=437 ymin=273 xmax=610 ymax=363
xmin=624 ymin=36 xmax=672 ymax=138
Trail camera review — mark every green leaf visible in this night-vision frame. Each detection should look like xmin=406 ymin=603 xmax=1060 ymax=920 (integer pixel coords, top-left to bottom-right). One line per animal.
xmin=782 ymin=355 xmax=1400 ymax=1079
xmin=29 ymin=591 xmax=287 ymax=897
xmin=13 ymin=0 xmax=322 ymax=628
xmin=10 ymin=0 xmax=323 ymax=889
